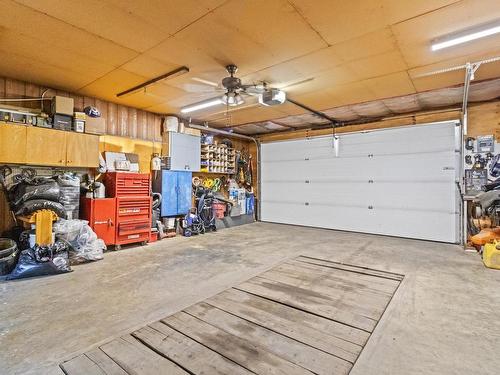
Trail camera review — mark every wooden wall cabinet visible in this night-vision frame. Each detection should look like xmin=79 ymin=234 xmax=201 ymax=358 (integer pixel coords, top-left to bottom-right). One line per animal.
xmin=0 ymin=124 xmax=27 ymax=164
xmin=0 ymin=124 xmax=99 ymax=168
xmin=26 ymin=127 xmax=67 ymax=166
xmin=66 ymin=132 xmax=99 ymax=167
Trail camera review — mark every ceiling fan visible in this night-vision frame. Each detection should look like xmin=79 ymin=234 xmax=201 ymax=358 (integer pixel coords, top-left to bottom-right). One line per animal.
xmin=181 ymin=64 xmax=287 ymax=113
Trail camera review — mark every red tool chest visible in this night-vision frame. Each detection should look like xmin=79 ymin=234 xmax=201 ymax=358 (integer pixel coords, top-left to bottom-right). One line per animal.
xmin=100 ymin=172 xmax=152 ymax=249
xmin=80 ymin=198 xmax=116 ymax=245
xmin=104 ymin=172 xmax=151 ymax=197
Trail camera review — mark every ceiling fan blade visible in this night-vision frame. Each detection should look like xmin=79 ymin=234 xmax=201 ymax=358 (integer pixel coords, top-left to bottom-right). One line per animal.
xmin=241 ymin=83 xmax=266 ymax=96
xmin=179 ymin=83 xmax=226 ymax=93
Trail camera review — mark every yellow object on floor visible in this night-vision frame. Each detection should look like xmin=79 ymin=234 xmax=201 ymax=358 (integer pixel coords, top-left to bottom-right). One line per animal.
xmin=483 ymin=241 xmax=500 ymax=270
xmin=18 ymin=210 xmax=58 ymax=246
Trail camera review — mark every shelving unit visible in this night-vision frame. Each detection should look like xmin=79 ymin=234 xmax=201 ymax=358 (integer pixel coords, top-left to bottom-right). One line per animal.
xmin=200 ymin=143 xmax=236 ymax=173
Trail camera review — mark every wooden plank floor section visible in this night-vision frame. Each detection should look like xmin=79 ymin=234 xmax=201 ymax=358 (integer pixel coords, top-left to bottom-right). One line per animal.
xmin=61 ymin=256 xmax=403 ymax=375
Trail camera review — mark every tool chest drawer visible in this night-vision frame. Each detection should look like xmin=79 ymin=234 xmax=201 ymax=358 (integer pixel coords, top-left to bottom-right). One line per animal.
xmin=116 ymin=198 xmax=152 ymax=221
xmin=105 ymin=172 xmax=150 ymax=197
xmin=116 ymin=220 xmax=150 ymax=244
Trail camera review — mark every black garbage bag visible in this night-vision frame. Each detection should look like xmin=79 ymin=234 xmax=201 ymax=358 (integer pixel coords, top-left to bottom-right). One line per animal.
xmin=9 ymin=181 xmax=59 ymax=207
xmin=7 ymin=240 xmax=71 ymax=280
xmin=15 ymin=199 xmax=67 ymax=219
xmin=12 ymin=183 xmax=61 ymax=208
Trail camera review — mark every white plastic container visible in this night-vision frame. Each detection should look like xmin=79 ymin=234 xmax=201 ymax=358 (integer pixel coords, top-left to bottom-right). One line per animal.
xmin=164 ymin=116 xmax=179 ymax=132
xmin=238 ymin=189 xmax=247 ymax=215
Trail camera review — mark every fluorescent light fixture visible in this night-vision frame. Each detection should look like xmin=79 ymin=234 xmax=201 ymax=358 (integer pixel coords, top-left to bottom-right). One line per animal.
xmin=181 ymin=99 xmax=222 ymax=113
xmin=432 ymin=22 xmax=500 ymax=51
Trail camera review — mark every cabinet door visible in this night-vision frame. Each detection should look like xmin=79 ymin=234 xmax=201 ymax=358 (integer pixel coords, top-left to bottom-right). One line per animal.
xmin=66 ymin=132 xmax=100 ymax=167
xmin=91 ymin=198 xmax=116 ymax=245
xmin=0 ymin=124 xmax=27 ymax=164
xmin=169 ymin=132 xmax=201 ymax=171
xmin=160 ymin=171 xmax=178 ymax=216
xmin=26 ymin=127 xmax=66 ymax=166
xmin=176 ymin=171 xmax=193 ymax=215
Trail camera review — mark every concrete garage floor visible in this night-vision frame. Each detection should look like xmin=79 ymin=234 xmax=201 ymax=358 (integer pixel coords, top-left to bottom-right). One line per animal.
xmin=1 ymin=222 xmax=499 ymax=375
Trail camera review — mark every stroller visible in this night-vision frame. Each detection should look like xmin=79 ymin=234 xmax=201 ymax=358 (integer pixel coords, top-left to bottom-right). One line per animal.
xmin=182 ymin=186 xmax=233 ymax=236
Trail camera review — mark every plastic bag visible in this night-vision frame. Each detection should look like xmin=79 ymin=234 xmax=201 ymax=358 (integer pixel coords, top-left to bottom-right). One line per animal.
xmin=12 ymin=183 xmax=61 ymax=208
xmin=53 ymin=219 xmax=105 ymax=262
xmin=7 ymin=241 xmax=71 ymax=280
xmin=57 ymin=174 xmax=81 ymax=220
xmin=15 ymin=199 xmax=67 ymax=219
xmin=9 ymin=179 xmax=57 ymax=204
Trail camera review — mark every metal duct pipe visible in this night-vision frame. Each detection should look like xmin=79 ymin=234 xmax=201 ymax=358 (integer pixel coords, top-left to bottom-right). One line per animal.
xmin=187 ymin=123 xmax=256 ymax=141
xmin=187 ymin=123 xmax=261 ymax=220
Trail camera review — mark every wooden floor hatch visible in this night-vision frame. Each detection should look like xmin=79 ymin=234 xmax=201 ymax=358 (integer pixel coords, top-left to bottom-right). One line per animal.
xmin=60 ymin=256 xmax=403 ymax=375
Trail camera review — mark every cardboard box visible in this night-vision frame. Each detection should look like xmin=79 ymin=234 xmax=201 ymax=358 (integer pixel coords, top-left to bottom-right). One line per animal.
xmin=51 ymin=96 xmax=74 ymax=116
xmin=183 ymin=127 xmax=201 ymax=136
xmin=85 ymin=116 xmax=106 ymax=134
xmin=74 ymin=112 xmax=86 ymax=120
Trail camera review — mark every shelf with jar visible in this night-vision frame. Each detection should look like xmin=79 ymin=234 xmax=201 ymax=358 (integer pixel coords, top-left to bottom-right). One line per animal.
xmin=200 ymin=143 xmax=236 ymax=174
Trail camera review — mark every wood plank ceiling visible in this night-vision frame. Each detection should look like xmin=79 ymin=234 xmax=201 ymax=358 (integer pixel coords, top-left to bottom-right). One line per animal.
xmin=0 ymin=0 xmax=499 ymax=134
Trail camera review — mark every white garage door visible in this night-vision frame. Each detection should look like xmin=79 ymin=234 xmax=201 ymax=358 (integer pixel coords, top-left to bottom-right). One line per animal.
xmin=260 ymin=121 xmax=461 ymax=243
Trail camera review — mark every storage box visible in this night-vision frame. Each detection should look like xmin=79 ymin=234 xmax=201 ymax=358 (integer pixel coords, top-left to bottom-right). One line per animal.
xmin=74 ymin=112 xmax=86 ymax=120
xmin=51 ymin=96 xmax=74 ymax=116
xmin=52 ymin=114 xmax=72 ymax=131
xmin=85 ymin=116 xmax=106 ymax=134
xmin=184 ymin=127 xmax=201 ymax=136
xmin=73 ymin=119 xmax=85 ymax=133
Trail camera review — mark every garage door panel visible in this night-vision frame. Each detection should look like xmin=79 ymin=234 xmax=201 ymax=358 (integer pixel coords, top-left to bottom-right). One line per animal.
xmin=262 ymin=160 xmax=309 ymax=180
xmin=307 ymin=183 xmax=370 ymax=207
xmin=260 ymin=121 xmax=460 ymax=243
xmin=261 ymin=182 xmax=312 ymax=203
xmin=369 ymin=209 xmax=457 ymax=243
xmin=262 ymin=203 xmax=372 ymax=233
xmin=302 ymin=158 xmax=374 ymax=179
xmin=368 ymin=153 xmax=457 ymax=180
xmin=302 ymin=206 xmax=379 ymax=234
xmin=369 ymin=182 xmax=456 ymax=211
xmin=263 ymin=182 xmax=371 ymax=208
xmin=260 ymin=201 xmax=310 ymax=225
xmin=349 ymin=122 xmax=458 ymax=154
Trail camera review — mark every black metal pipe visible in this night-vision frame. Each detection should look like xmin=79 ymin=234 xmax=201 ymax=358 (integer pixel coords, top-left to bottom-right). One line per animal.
xmin=286 ymin=98 xmax=338 ymax=125
xmin=116 ymin=66 xmax=189 ymax=97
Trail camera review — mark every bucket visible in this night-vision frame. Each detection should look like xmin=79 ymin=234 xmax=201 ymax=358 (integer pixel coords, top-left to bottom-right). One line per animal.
xmin=213 ymin=202 xmax=226 ymax=219
xmin=0 ymin=238 xmax=19 ymax=276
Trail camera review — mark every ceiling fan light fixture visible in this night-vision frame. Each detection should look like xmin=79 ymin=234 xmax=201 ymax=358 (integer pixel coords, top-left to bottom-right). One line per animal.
xmin=221 ymin=92 xmax=244 ymax=106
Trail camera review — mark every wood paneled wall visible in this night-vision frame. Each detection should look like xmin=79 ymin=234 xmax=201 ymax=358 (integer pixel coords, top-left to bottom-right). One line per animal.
xmin=0 ymin=76 xmax=162 ymax=141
